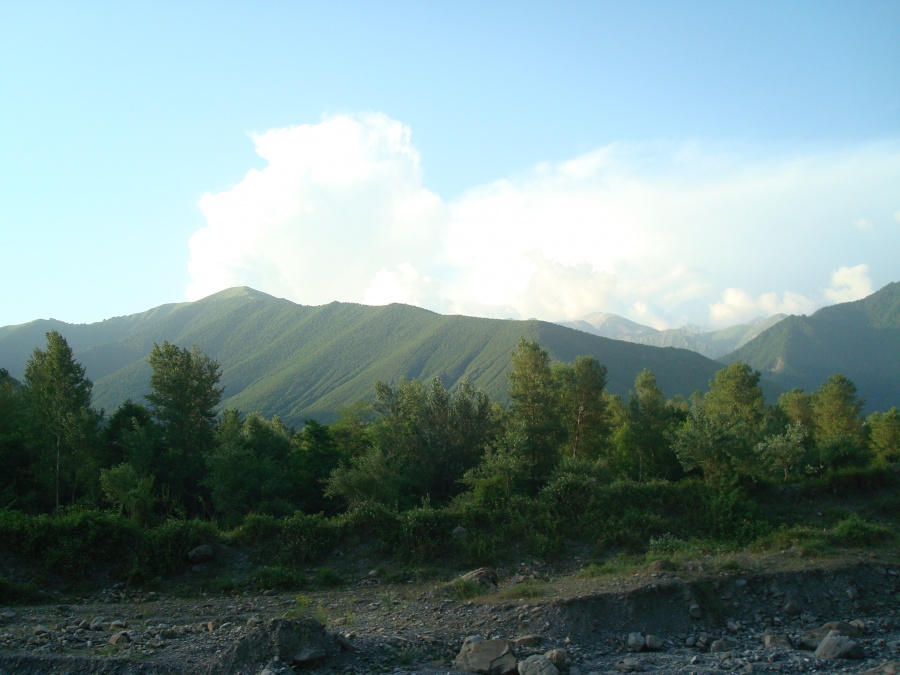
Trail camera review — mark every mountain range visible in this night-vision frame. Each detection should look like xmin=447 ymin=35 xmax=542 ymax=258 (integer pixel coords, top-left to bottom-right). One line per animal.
xmin=558 ymin=313 xmax=786 ymax=359
xmin=2 ymin=281 xmax=897 ymax=425
xmin=0 ymin=287 xmax=728 ymax=426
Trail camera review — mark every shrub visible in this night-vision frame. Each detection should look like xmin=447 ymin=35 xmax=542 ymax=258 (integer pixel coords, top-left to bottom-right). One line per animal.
xmin=830 ymin=512 xmax=895 ymax=547
xmin=133 ymin=518 xmax=218 ymax=580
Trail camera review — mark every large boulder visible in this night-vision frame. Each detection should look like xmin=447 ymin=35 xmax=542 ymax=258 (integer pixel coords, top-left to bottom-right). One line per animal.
xmin=518 ymin=654 xmax=559 ymax=675
xmin=459 ymin=568 xmax=500 ymax=593
xmin=455 ymin=636 xmax=518 ymax=675
xmin=204 ymin=617 xmax=337 ymax=674
xmin=814 ymin=631 xmax=863 ymax=660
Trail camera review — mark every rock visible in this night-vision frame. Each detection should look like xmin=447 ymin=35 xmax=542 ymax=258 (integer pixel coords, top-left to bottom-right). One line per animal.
xmin=762 ymin=631 xmax=791 ymax=648
xmin=646 ymin=559 xmax=676 ymax=572
xmin=544 ymin=648 xmax=568 ymax=669
xmin=814 ymin=631 xmax=862 ymax=660
xmin=689 ymin=603 xmax=703 ymax=619
xmin=204 ymin=617 xmax=337 ymax=674
xmin=616 ymin=658 xmax=644 ymax=672
xmin=801 ymin=620 xmax=865 ymax=650
xmin=513 ymin=635 xmax=544 ymax=649
xmin=626 ymin=632 xmax=645 ymax=652
xmin=89 ymin=617 xmax=105 ymax=631
xmin=710 ymin=639 xmax=737 ymax=653
xmin=109 ymin=631 xmax=130 ymax=645
xmin=455 ymin=637 xmax=517 ymax=675
xmin=518 ymin=654 xmax=559 ymax=675
xmin=459 ymin=568 xmax=500 ymax=593
xmin=644 ymin=634 xmax=663 ymax=651
xmin=188 ymin=544 xmax=215 ymax=564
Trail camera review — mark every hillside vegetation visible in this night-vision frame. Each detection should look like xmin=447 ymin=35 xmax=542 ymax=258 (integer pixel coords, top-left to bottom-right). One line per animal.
xmin=0 ymin=287 xmax=729 ymax=426
xmin=725 ymin=281 xmax=900 ymax=412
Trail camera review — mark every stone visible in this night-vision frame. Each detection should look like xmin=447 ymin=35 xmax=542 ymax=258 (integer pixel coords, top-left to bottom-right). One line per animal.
xmin=710 ymin=639 xmax=737 ymax=653
xmin=459 ymin=568 xmax=500 ymax=593
xmin=188 ymin=544 xmax=215 ymax=564
xmin=455 ymin=637 xmax=517 ymax=675
xmin=513 ymin=635 xmax=544 ymax=649
xmin=644 ymin=634 xmax=663 ymax=651
xmin=544 ymin=648 xmax=568 ymax=669
xmin=626 ymin=632 xmax=645 ymax=652
xmin=814 ymin=631 xmax=862 ymax=660
xmin=109 ymin=631 xmax=131 ymax=645
xmin=205 ymin=617 xmax=337 ymax=673
xmin=616 ymin=658 xmax=644 ymax=672
xmin=89 ymin=617 xmax=106 ymax=631
xmin=762 ymin=631 xmax=791 ymax=649
xmin=518 ymin=654 xmax=559 ymax=675
xmin=689 ymin=602 xmax=703 ymax=619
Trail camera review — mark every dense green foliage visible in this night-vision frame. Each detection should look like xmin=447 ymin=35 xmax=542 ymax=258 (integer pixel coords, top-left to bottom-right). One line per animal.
xmin=0 ymin=329 xmax=897 ymax=592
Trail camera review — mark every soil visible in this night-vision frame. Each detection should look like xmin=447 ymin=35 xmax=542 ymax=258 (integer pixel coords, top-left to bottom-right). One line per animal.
xmin=1 ymin=548 xmax=899 ymax=674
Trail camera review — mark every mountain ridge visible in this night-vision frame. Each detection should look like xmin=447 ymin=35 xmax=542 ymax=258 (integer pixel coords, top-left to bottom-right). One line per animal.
xmin=0 ymin=288 xmax=735 ymax=426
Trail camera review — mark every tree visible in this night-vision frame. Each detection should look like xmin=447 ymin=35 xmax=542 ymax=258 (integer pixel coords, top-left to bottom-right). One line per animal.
xmin=0 ymin=369 xmax=29 ymax=507
xmin=146 ymin=342 xmax=223 ymax=511
xmin=615 ymin=370 xmax=683 ymax=481
xmin=673 ymin=361 xmax=766 ymax=482
xmin=810 ymin=374 xmax=868 ymax=470
xmin=754 ymin=421 xmax=809 ymax=482
xmin=868 ymin=407 xmax=900 ymax=465
xmin=507 ymin=338 xmax=564 ymax=490
xmin=23 ymin=331 xmax=100 ymax=510
xmin=554 ymin=355 xmax=609 ymax=460
xmin=326 ymin=377 xmax=497 ymax=508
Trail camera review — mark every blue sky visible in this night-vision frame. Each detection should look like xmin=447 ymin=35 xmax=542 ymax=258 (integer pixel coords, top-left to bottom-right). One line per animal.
xmin=2 ymin=1 xmax=898 ymax=330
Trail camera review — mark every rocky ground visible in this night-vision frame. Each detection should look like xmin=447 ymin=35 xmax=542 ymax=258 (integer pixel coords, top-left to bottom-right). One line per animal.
xmin=1 ymin=549 xmax=900 ymax=674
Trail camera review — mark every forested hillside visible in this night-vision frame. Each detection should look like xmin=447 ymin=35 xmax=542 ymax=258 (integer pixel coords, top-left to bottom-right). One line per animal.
xmin=0 ymin=287 xmax=729 ymax=425
xmin=725 ymin=281 xmax=900 ymax=412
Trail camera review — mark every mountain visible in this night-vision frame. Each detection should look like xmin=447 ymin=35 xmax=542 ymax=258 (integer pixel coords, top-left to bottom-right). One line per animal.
xmin=0 ymin=287 xmax=733 ymax=426
xmin=560 ymin=313 xmax=786 ymax=359
xmin=724 ymin=281 xmax=900 ymax=412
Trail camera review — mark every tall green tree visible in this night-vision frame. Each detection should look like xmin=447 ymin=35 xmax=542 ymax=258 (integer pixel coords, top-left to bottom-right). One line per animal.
xmin=868 ymin=407 xmax=900 ymax=465
xmin=810 ymin=374 xmax=868 ymax=470
xmin=0 ymin=369 xmax=29 ymax=507
xmin=507 ymin=338 xmax=564 ymax=490
xmin=146 ymin=342 xmax=223 ymax=511
xmin=23 ymin=331 xmax=100 ymax=510
xmin=614 ymin=369 xmax=683 ymax=481
xmin=674 ymin=361 xmax=766 ymax=482
xmin=554 ymin=355 xmax=609 ymax=460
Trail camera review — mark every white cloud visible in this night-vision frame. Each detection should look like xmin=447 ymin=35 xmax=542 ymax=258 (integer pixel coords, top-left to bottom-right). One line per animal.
xmin=186 ymin=113 xmax=445 ymax=306
xmin=709 ymin=288 xmax=817 ymax=327
xmin=186 ymin=114 xmax=900 ymax=328
xmin=825 ymin=264 xmax=873 ymax=304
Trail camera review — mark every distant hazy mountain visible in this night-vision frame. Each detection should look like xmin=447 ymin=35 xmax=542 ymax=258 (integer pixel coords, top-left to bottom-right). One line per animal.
xmin=560 ymin=313 xmax=786 ymax=359
xmin=0 ymin=287 xmax=732 ymax=427
xmin=724 ymin=281 xmax=900 ymax=412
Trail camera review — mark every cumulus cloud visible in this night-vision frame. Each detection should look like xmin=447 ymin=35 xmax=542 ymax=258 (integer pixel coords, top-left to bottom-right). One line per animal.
xmin=187 ymin=113 xmax=445 ymax=306
xmin=186 ymin=114 xmax=900 ymax=328
xmin=825 ymin=264 xmax=873 ymax=304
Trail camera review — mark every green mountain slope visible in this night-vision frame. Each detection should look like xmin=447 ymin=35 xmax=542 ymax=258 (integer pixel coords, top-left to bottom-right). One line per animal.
xmin=0 ymin=287 xmax=739 ymax=426
xmin=724 ymin=281 xmax=900 ymax=411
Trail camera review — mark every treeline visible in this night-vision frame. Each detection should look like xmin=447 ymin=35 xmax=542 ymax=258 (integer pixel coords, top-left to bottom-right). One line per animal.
xmin=1 ymin=331 xmax=899 ymax=532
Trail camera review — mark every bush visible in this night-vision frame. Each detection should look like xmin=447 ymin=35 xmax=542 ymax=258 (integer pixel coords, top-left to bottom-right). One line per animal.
xmin=133 ymin=518 xmax=218 ymax=580
xmin=830 ymin=512 xmax=895 ymax=547
xmin=0 ymin=508 xmax=139 ymax=578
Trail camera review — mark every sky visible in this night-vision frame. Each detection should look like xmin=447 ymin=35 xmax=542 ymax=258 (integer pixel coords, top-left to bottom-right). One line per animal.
xmin=2 ymin=1 xmax=899 ymax=331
